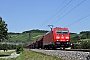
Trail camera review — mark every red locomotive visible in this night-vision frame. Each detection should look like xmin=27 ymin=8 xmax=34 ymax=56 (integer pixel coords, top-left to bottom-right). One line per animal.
xmin=26 ymin=27 xmax=70 ymax=49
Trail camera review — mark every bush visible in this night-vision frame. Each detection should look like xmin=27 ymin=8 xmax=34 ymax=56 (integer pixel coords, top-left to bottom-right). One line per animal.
xmin=71 ymin=43 xmax=81 ymax=49
xmin=81 ymin=41 xmax=90 ymax=49
xmin=16 ymin=44 xmax=23 ymax=54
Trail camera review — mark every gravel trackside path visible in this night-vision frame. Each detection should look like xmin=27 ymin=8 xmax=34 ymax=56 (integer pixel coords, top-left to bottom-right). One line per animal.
xmin=31 ymin=49 xmax=90 ymax=60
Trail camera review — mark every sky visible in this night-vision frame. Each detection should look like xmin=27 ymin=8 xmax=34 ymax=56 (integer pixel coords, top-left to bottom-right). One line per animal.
xmin=0 ymin=0 xmax=90 ymax=33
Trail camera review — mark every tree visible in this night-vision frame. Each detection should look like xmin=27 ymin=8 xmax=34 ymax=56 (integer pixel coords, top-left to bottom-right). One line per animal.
xmin=71 ymin=35 xmax=80 ymax=40
xmin=2 ymin=44 xmax=8 ymax=52
xmin=81 ymin=34 xmax=87 ymax=39
xmin=16 ymin=44 xmax=23 ymax=54
xmin=80 ymin=31 xmax=90 ymax=39
xmin=0 ymin=17 xmax=8 ymax=41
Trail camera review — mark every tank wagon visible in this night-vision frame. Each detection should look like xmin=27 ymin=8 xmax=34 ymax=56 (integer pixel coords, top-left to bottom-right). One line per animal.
xmin=26 ymin=27 xmax=70 ymax=49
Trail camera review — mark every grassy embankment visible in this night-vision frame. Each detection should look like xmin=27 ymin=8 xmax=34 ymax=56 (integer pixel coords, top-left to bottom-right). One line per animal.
xmin=1 ymin=50 xmax=62 ymax=60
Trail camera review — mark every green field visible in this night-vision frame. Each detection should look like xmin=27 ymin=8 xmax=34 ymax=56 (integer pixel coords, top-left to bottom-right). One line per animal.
xmin=9 ymin=32 xmax=46 ymax=43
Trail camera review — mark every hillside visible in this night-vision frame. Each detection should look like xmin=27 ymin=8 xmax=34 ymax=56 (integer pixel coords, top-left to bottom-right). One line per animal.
xmin=7 ymin=30 xmax=90 ymax=49
xmin=8 ymin=30 xmax=90 ymax=44
xmin=70 ymin=31 xmax=90 ymax=43
xmin=8 ymin=30 xmax=48 ymax=43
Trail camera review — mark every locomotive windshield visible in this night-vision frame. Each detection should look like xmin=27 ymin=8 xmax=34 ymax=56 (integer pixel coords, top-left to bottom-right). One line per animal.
xmin=56 ymin=30 xmax=68 ymax=34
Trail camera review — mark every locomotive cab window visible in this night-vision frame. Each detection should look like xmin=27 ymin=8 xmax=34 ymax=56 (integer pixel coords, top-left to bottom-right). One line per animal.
xmin=56 ymin=30 xmax=62 ymax=34
xmin=62 ymin=30 xmax=68 ymax=34
xmin=56 ymin=30 xmax=68 ymax=34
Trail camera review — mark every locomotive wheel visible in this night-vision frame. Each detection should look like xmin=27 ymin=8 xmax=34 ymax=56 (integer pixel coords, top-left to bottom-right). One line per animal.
xmin=60 ymin=47 xmax=65 ymax=50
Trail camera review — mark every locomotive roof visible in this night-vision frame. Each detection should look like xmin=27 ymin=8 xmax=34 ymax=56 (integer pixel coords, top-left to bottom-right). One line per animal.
xmin=53 ymin=27 xmax=69 ymax=30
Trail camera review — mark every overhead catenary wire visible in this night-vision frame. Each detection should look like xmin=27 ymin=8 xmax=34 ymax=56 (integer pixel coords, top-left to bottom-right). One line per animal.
xmin=40 ymin=0 xmax=72 ymax=27
xmin=65 ymin=13 xmax=90 ymax=27
xmin=53 ymin=0 xmax=86 ymax=24
xmin=58 ymin=0 xmax=75 ymax=17
xmin=64 ymin=7 xmax=90 ymax=25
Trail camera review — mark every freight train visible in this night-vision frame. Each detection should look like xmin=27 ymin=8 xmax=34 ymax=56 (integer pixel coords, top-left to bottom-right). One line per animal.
xmin=26 ymin=27 xmax=70 ymax=49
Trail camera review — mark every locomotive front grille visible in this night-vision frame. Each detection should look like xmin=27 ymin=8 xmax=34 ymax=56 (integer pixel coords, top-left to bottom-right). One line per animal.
xmin=55 ymin=42 xmax=70 ymax=45
xmin=56 ymin=42 xmax=60 ymax=44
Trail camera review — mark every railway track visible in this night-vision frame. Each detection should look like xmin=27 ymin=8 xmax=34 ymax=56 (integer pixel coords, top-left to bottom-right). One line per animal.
xmin=65 ymin=49 xmax=90 ymax=52
xmin=41 ymin=48 xmax=90 ymax=52
xmin=30 ymin=49 xmax=90 ymax=60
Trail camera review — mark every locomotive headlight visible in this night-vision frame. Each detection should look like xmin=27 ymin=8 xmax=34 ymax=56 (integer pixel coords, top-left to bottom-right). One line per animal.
xmin=66 ymin=36 xmax=69 ymax=39
xmin=66 ymin=40 xmax=69 ymax=41
xmin=56 ymin=36 xmax=60 ymax=39
xmin=57 ymin=40 xmax=59 ymax=41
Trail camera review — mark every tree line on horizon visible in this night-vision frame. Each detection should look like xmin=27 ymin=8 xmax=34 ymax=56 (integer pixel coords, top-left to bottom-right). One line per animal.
xmin=71 ymin=31 xmax=90 ymax=41
xmin=8 ymin=29 xmax=49 ymax=34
